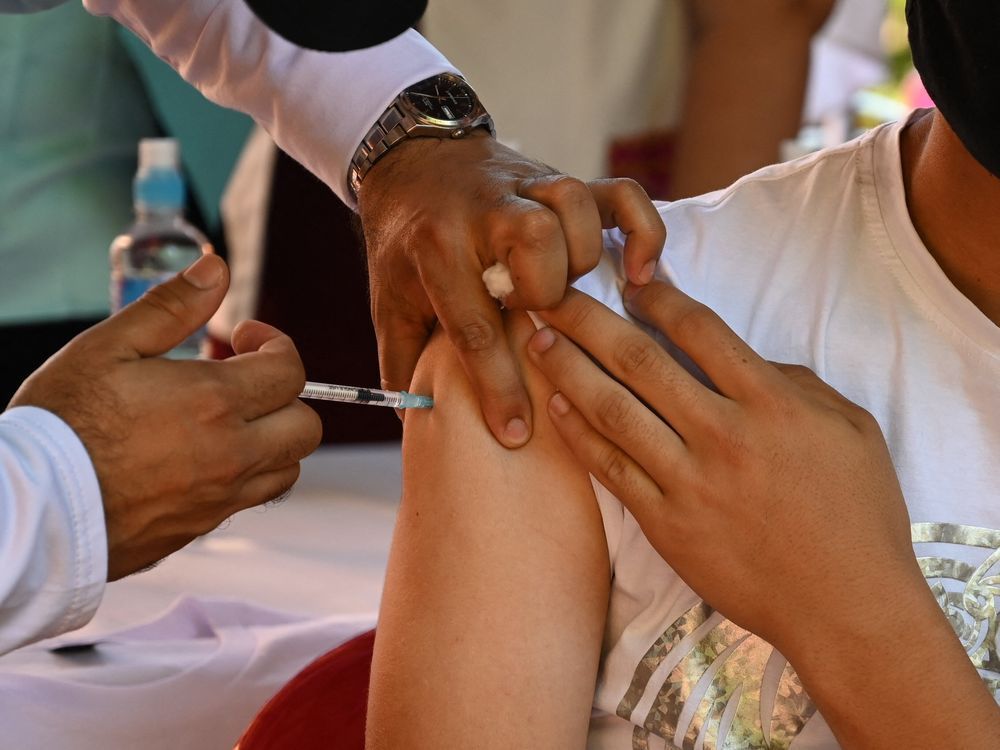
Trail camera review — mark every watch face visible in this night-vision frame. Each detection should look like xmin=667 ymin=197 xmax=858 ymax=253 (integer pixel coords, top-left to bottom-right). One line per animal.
xmin=403 ymin=74 xmax=477 ymax=124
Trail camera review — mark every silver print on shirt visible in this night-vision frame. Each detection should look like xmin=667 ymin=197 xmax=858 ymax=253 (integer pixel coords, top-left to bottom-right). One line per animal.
xmin=616 ymin=523 xmax=1000 ymax=749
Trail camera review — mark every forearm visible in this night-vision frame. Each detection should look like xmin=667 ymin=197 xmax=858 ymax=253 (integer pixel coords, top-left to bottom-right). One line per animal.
xmin=368 ymin=315 xmax=610 ymax=748
xmin=82 ymin=0 xmax=457 ymax=206
xmin=781 ymin=564 xmax=1000 ymax=747
xmin=0 ymin=408 xmax=105 ymax=654
xmin=671 ymin=1 xmax=834 ymax=198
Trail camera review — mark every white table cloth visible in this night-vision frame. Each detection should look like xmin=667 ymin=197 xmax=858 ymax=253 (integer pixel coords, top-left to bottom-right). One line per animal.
xmin=0 ymin=444 xmax=401 ymax=750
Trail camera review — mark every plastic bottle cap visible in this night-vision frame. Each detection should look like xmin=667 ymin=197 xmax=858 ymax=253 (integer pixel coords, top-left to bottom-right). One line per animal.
xmin=138 ymin=138 xmax=180 ymax=170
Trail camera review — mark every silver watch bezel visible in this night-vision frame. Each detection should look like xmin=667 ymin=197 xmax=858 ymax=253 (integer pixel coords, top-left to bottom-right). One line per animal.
xmin=349 ymin=73 xmax=495 ymax=200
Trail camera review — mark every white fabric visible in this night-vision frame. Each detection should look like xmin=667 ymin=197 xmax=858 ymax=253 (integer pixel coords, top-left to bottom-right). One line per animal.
xmin=805 ymin=0 xmax=888 ymax=122
xmin=422 ymin=0 xmax=687 ymax=179
xmin=576 ymin=114 xmax=1000 ymax=748
xmin=81 ymin=0 xmax=458 ymax=208
xmin=0 ymin=407 xmax=105 ymax=656
xmin=209 ymin=124 xmax=277 ymax=338
xmin=424 ymin=0 xmax=885 ymax=180
xmin=0 ymin=596 xmax=375 ymax=750
xmin=0 ymin=444 xmax=399 ymax=749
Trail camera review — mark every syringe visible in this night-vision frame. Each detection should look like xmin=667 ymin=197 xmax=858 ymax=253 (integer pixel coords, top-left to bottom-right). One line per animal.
xmin=299 ymin=381 xmax=433 ymax=409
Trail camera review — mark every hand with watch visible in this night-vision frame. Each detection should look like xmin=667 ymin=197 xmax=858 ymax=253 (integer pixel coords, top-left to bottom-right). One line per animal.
xmin=353 ymin=73 xmax=665 ymax=448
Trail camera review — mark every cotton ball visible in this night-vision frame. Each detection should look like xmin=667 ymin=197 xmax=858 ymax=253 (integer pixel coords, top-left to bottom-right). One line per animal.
xmin=482 ymin=262 xmax=514 ymax=301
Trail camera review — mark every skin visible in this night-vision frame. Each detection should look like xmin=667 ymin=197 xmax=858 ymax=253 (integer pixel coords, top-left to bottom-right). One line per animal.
xmin=8 ymin=255 xmax=322 ymax=580
xmin=528 ymin=284 xmax=1000 ymax=747
xmin=672 ymin=0 xmax=836 ymax=198
xmin=901 ymin=110 xmax=1000 ymax=326
xmin=358 ymin=131 xmax=666 ymax=448
xmin=369 ymin=107 xmax=1000 ymax=746
xmin=368 ymin=314 xmax=609 ymax=750
xmin=520 ymin=108 xmax=1000 ymax=742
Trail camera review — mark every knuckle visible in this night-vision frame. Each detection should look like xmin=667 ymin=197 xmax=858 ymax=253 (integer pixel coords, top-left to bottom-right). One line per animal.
xmin=520 ymin=280 xmax=564 ymax=311
xmin=614 ymin=337 xmax=659 ymax=380
xmin=611 ymin=177 xmax=653 ymax=209
xmin=546 ymin=175 xmax=592 ymax=208
xmin=595 ymin=390 xmax=634 ymax=436
xmin=215 ymin=452 xmax=247 ymax=486
xmin=671 ymin=303 xmax=717 ymax=343
xmin=518 ymin=207 xmax=561 ymax=248
xmin=298 ymin=405 xmax=324 ymax=454
xmin=409 ymin=220 xmax=439 ymax=250
xmin=608 ymin=177 xmax=644 ymax=198
xmin=195 ymin=375 xmax=235 ymax=422
xmin=451 ymin=314 xmax=499 ymax=355
xmin=599 ymin=444 xmax=631 ymax=487
xmin=275 ymin=350 xmax=307 ymax=394
xmin=563 ymin=295 xmax=597 ymax=333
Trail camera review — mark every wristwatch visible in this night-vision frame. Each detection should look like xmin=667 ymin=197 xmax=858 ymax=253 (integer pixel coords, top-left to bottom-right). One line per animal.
xmin=348 ymin=72 xmax=496 ymax=199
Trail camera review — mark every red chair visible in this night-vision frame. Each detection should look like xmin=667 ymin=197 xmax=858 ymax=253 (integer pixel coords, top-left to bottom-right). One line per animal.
xmin=236 ymin=628 xmax=376 ymax=750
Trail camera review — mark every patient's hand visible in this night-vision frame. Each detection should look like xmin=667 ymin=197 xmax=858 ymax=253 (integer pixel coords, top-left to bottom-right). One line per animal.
xmin=528 ymin=280 xmax=1000 ymax=748
xmin=358 ymin=131 xmax=665 ymax=449
xmin=527 ymin=281 xmax=922 ymax=650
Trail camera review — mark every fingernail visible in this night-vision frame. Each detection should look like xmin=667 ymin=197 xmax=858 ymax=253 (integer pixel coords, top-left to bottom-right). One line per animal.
xmin=549 ymin=392 xmax=570 ymax=416
xmin=638 ymin=260 xmax=656 ymax=285
xmin=182 ymin=255 xmax=223 ymax=289
xmin=528 ymin=327 xmax=556 ymax=353
xmin=504 ymin=417 xmax=529 ymax=445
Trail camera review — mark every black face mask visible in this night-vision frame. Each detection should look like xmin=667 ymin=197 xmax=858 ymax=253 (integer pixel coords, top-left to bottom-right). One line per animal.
xmin=906 ymin=0 xmax=1000 ymax=178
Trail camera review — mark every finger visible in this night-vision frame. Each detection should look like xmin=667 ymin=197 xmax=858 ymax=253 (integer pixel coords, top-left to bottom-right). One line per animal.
xmin=769 ymin=361 xmax=869 ymax=419
xmin=537 ymin=289 xmax=726 ymax=436
xmin=527 ymin=323 xmax=686 ymax=470
xmin=223 ymin=323 xmax=308 ymax=420
xmin=587 ymin=179 xmax=666 ymax=285
xmin=371 ymin=287 xmax=435 ymax=397
xmin=245 ymin=399 xmax=323 ymax=473
xmin=229 ymin=464 xmax=302 ymax=516
xmin=492 ymin=199 xmax=569 ymax=310
xmin=420 ymin=244 xmax=534 ymax=448
xmin=623 ymin=281 xmax=778 ymax=401
xmin=519 ymin=175 xmax=604 ymax=281
xmin=94 ymin=254 xmax=229 ymax=360
xmin=545 ymin=390 xmax=666 ymax=524
xmin=231 ymin=319 xmax=289 ymax=355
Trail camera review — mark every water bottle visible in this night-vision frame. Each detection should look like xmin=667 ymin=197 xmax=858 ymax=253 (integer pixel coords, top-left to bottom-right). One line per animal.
xmin=110 ymin=138 xmax=213 ymax=359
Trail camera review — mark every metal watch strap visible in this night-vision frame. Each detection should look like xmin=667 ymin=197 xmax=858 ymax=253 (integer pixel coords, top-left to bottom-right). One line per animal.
xmin=349 ymin=102 xmax=412 ymax=199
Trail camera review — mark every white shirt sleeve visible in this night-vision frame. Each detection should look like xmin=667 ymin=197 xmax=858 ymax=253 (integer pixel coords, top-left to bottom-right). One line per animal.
xmin=0 ymin=407 xmax=106 ymax=655
xmin=81 ymin=0 xmax=459 ymax=208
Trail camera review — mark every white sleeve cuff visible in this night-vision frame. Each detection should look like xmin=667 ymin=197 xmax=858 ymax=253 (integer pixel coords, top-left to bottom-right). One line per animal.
xmin=82 ymin=0 xmax=458 ymax=208
xmin=0 ymin=407 xmax=106 ymax=653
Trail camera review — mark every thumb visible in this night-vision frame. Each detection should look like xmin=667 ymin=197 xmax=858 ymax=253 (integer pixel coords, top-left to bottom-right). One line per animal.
xmin=98 ymin=254 xmax=229 ymax=359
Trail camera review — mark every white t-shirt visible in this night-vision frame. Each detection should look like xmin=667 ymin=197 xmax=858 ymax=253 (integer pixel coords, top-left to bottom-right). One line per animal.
xmin=575 ymin=114 xmax=1000 ymax=749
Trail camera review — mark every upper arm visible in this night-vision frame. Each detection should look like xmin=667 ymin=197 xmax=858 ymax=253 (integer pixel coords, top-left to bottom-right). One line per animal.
xmin=367 ymin=311 xmax=611 ymax=749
